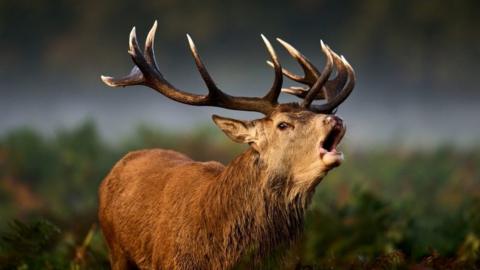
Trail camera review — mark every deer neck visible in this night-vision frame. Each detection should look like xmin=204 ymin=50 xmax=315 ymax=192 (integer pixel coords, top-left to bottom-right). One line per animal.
xmin=207 ymin=147 xmax=309 ymax=264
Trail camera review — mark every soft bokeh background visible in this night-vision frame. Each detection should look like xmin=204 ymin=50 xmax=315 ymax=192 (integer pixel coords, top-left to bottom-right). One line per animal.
xmin=1 ymin=0 xmax=479 ymax=269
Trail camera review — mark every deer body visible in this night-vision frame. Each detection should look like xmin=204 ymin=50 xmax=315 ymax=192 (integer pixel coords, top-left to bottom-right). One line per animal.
xmin=99 ymin=21 xmax=355 ymax=269
xmin=100 ymin=147 xmax=306 ymax=269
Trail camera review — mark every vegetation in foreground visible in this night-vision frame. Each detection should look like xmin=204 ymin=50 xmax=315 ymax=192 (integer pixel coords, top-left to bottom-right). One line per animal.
xmin=0 ymin=121 xmax=479 ymax=269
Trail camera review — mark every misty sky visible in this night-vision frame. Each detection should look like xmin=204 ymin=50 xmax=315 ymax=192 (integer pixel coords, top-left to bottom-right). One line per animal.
xmin=1 ymin=63 xmax=478 ymax=149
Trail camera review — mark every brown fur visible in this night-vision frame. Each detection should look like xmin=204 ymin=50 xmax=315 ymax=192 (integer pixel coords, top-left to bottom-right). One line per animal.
xmin=99 ymin=107 xmax=345 ymax=269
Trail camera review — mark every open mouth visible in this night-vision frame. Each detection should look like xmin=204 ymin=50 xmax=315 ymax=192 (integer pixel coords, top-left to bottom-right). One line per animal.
xmin=320 ymin=122 xmax=346 ymax=153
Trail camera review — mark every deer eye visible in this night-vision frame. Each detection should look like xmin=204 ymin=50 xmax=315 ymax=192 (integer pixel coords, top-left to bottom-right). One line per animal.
xmin=277 ymin=122 xmax=290 ymax=130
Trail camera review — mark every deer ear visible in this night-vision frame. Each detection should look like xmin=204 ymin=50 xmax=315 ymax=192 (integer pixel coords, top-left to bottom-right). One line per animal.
xmin=212 ymin=115 xmax=258 ymax=145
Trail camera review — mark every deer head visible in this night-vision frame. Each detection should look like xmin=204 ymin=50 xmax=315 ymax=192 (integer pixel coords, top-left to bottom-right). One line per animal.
xmin=101 ymin=21 xmax=355 ymax=192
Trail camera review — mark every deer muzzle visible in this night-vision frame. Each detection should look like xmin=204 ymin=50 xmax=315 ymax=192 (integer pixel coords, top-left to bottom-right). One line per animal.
xmin=319 ymin=115 xmax=346 ymax=167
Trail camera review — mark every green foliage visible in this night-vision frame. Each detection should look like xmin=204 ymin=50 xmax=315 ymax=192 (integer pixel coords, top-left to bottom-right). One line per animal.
xmin=0 ymin=220 xmax=108 ymax=270
xmin=0 ymin=121 xmax=479 ymax=269
xmin=0 ymin=219 xmax=62 ymax=269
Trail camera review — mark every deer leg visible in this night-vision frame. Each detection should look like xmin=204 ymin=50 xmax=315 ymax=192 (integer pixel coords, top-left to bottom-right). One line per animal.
xmin=109 ymin=246 xmax=138 ymax=270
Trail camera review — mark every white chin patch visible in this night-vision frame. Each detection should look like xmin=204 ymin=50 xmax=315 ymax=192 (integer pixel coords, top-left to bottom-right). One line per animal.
xmin=320 ymin=149 xmax=344 ymax=167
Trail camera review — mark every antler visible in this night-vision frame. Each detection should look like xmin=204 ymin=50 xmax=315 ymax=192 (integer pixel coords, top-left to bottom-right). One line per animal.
xmin=267 ymin=39 xmax=356 ymax=113
xmin=101 ymin=21 xmax=283 ymax=115
xmin=102 ymin=21 xmax=355 ymax=115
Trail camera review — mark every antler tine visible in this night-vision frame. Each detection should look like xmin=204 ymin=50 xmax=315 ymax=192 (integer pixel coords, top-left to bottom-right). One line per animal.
xmin=144 ymin=21 xmax=160 ymax=72
xmin=322 ymin=47 xmax=347 ymax=101
xmin=265 ymin=38 xmax=320 ymax=99
xmin=271 ymin=45 xmax=349 ymax=101
xmin=276 ymin=38 xmax=320 ymax=85
xmin=101 ymin=66 xmax=144 ymax=88
xmin=301 ymin=40 xmax=334 ymax=107
xmin=310 ymin=55 xmax=356 ymax=113
xmin=186 ymin=34 xmax=223 ymax=96
xmin=261 ymin=34 xmax=283 ymax=103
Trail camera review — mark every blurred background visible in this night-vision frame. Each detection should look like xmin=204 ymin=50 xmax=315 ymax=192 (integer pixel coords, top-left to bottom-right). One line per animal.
xmin=0 ymin=0 xmax=479 ymax=269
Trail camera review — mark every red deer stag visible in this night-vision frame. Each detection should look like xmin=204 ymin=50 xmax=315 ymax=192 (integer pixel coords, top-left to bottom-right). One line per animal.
xmin=99 ymin=21 xmax=355 ymax=269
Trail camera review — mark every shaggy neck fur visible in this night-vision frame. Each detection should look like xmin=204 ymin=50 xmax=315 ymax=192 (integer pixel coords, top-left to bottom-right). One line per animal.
xmin=204 ymin=148 xmax=313 ymax=269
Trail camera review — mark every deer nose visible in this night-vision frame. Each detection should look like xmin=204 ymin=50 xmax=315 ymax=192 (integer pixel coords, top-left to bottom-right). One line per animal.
xmin=325 ymin=115 xmax=343 ymax=126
